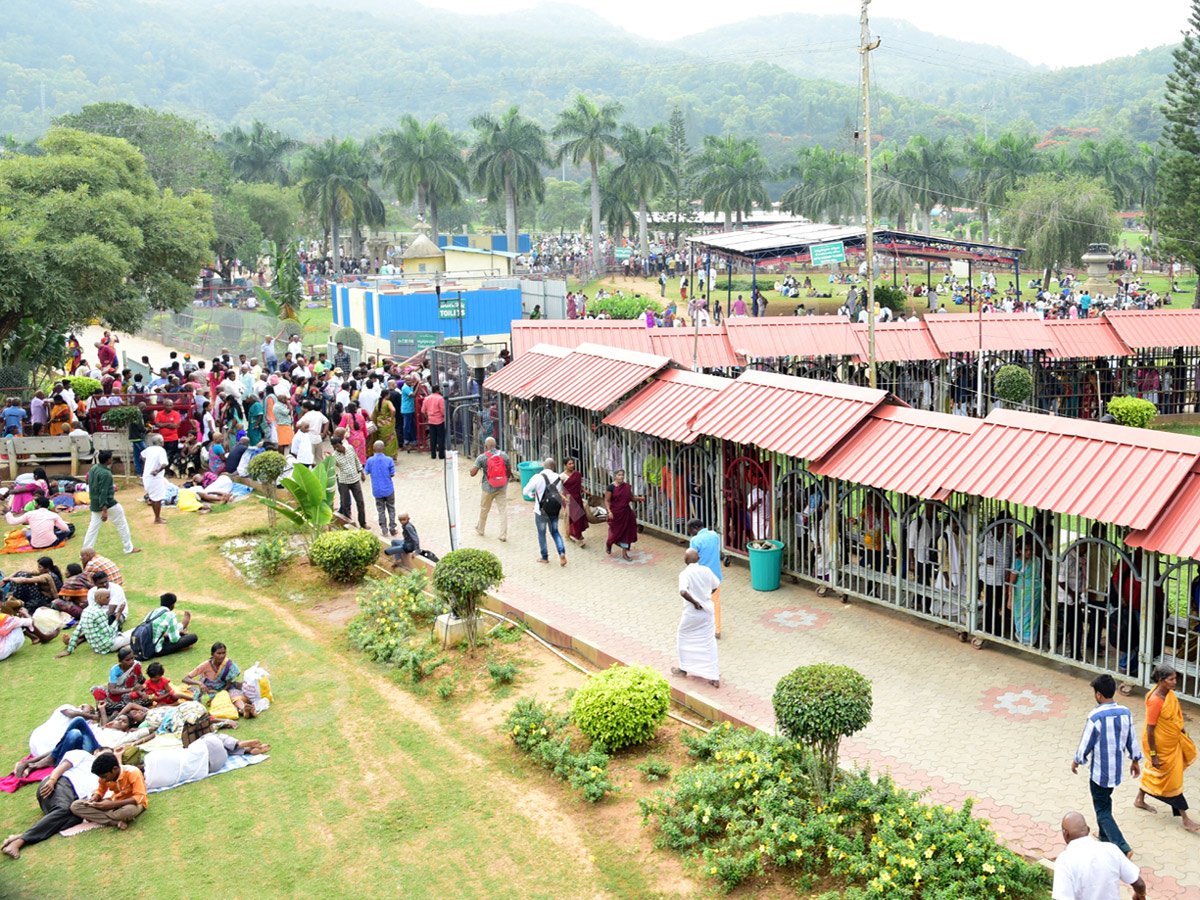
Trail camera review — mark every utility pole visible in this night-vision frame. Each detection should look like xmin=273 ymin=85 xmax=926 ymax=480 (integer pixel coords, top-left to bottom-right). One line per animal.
xmin=861 ymin=0 xmax=881 ymax=389
xmin=979 ymin=101 xmax=994 ymax=141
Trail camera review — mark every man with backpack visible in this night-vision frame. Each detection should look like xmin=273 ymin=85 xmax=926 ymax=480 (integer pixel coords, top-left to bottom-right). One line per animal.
xmin=523 ymin=457 xmax=567 ymax=567
xmin=469 ymin=436 xmax=509 ymax=542
xmin=132 ymin=593 xmax=197 ymax=660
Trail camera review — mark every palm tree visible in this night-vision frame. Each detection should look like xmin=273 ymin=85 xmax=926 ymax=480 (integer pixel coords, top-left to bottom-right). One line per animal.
xmin=219 ymin=120 xmax=299 ymax=186
xmin=1133 ymin=142 xmax=1161 ymax=246
xmin=1073 ymin=138 xmax=1136 ymax=209
xmin=963 ymin=132 xmax=1040 ymax=243
xmin=611 ymin=124 xmax=674 ymax=256
xmin=552 ymin=94 xmax=625 ymax=270
xmin=378 ymin=116 xmax=468 ymax=242
xmin=780 ymin=145 xmax=864 ymax=224
xmin=470 ymin=106 xmax=550 ymax=255
xmin=692 ymin=135 xmax=771 ymax=229
xmin=342 ymin=140 xmax=385 ymax=261
xmin=888 ymin=135 xmax=959 ymax=233
xmin=583 ymin=167 xmax=635 ymax=247
xmin=298 ymin=137 xmax=382 ymax=271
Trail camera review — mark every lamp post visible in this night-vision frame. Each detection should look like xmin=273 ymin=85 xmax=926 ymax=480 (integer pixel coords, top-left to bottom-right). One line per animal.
xmin=461 ymin=338 xmax=496 ymax=447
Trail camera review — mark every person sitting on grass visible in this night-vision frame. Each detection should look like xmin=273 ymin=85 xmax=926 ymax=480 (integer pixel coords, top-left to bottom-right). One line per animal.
xmin=384 ymin=512 xmax=420 ymax=570
xmin=183 ymin=642 xmax=256 ymax=718
xmin=51 ymin=564 xmax=92 ymax=619
xmin=55 ymin=589 xmax=130 ymax=658
xmin=92 ymin=646 xmax=145 ymax=717
xmin=142 ymin=661 xmax=193 ymax=706
xmin=5 ymin=496 xmax=72 ymax=550
xmin=140 ymin=592 xmax=197 ymax=659
xmin=67 ymin=752 xmax=148 ymax=831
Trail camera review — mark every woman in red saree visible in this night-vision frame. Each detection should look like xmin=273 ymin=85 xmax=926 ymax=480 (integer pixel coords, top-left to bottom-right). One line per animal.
xmin=605 ymin=469 xmax=644 ymax=561
xmin=562 ymin=459 xmax=588 ymax=546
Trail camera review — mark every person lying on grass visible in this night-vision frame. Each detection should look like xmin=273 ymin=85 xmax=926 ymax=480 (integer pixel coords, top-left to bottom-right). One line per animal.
xmin=3 ymin=749 xmax=104 ymax=860
xmin=14 ymin=711 xmax=154 ymax=778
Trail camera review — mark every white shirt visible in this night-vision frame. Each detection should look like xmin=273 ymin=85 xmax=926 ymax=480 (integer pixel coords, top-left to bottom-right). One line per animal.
xmin=523 ymin=470 xmax=561 ymax=507
xmin=358 ymin=388 xmax=381 ymax=415
xmin=679 ymin=562 xmax=720 ymax=605
xmin=1051 ymin=836 xmax=1140 ymax=900
xmin=291 ymin=431 xmax=314 ymax=464
xmin=29 ymin=706 xmax=77 ymax=756
xmin=88 ymin=582 xmax=128 ymax=622
xmin=59 ymin=748 xmax=102 ymax=798
xmin=297 ymin=410 xmax=328 ymax=445
xmin=287 ymin=340 xmax=303 ymax=357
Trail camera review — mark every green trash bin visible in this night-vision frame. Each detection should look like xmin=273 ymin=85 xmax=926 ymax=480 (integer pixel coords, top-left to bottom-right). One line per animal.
xmin=517 ymin=460 xmax=543 ymax=500
xmin=748 ymin=539 xmax=785 ymax=592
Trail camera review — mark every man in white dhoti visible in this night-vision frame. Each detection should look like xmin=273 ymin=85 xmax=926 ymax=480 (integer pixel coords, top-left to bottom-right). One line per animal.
xmin=672 ymin=549 xmax=721 ymax=688
xmin=140 ymin=434 xmax=170 ymax=526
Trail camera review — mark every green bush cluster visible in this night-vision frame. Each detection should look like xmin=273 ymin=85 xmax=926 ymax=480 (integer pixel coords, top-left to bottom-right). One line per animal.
xmin=640 ymin=723 xmax=1049 ymax=898
xmin=247 ymin=450 xmax=288 ymax=484
xmin=570 ymin=665 xmax=670 ymax=751
xmin=1107 ymin=395 xmax=1157 ymax=428
xmin=347 ymin=570 xmax=442 ymax=663
xmin=636 ymin=757 xmax=672 ymax=782
xmin=486 ymin=657 xmax=518 ymax=686
xmin=252 ymin=533 xmax=290 ymax=577
xmin=504 ymin=697 xmax=617 ymax=803
xmin=334 ymin=326 xmax=363 ymax=350
xmin=872 ymin=284 xmax=906 ymax=312
xmin=308 ymin=529 xmax=381 ymax=581
xmin=587 ymin=294 xmax=654 ymax=319
xmin=67 ymin=376 xmax=102 ymax=401
xmin=994 ymin=365 xmax=1033 ymax=405
xmin=102 ymin=405 xmax=144 ymax=428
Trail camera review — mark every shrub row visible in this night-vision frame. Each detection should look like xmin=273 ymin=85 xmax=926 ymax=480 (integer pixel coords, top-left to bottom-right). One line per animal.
xmin=504 ymin=697 xmax=617 ymax=803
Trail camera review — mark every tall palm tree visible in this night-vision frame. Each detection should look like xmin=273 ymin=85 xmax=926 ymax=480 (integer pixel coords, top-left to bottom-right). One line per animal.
xmin=298 ymin=137 xmax=381 ymax=271
xmin=342 ymin=140 xmax=385 ymax=261
xmin=470 ymin=106 xmax=550 ymax=255
xmin=889 ymin=135 xmax=959 ymax=233
xmin=552 ymin=94 xmax=625 ymax=270
xmin=1073 ymin=138 xmax=1136 ymax=209
xmin=219 ymin=120 xmax=299 ymax=186
xmin=780 ymin=145 xmax=864 ymax=224
xmin=585 ymin=167 xmax=636 ymax=247
xmin=378 ymin=116 xmax=468 ymax=242
xmin=982 ymin=132 xmax=1041 ymax=242
xmin=1133 ymin=142 xmax=1161 ymax=246
xmin=611 ymin=124 xmax=674 ymax=256
xmin=692 ymin=135 xmax=771 ymax=229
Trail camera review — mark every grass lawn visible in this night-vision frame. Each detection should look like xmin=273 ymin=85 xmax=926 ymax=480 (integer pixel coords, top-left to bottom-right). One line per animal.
xmin=0 ymin=490 xmax=688 ymax=900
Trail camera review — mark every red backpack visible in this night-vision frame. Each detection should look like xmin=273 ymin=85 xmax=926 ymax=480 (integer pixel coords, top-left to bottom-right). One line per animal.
xmin=485 ymin=452 xmax=507 ymax=488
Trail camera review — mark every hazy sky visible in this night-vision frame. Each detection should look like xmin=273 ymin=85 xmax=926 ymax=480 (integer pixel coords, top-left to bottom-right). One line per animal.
xmin=421 ymin=0 xmax=1193 ymax=69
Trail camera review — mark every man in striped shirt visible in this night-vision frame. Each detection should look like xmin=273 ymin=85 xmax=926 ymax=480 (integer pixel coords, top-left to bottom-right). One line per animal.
xmin=1072 ymin=673 xmax=1142 ymax=858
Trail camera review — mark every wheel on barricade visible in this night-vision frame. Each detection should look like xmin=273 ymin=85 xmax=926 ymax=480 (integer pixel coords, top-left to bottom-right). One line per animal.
xmin=971 ymin=637 xmax=985 ymax=650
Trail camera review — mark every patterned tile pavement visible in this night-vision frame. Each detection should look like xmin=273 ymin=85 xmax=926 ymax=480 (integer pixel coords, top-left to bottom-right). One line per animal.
xmin=393 ymin=452 xmax=1200 ymax=896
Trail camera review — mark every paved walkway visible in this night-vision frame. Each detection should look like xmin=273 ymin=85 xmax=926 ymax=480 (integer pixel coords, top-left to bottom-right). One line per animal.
xmin=395 ymin=451 xmax=1200 ymax=898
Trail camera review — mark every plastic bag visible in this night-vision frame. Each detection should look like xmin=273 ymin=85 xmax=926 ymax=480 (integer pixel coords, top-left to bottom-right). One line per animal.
xmin=242 ymin=661 xmax=272 ymax=703
xmin=208 ymin=690 xmax=239 ymax=720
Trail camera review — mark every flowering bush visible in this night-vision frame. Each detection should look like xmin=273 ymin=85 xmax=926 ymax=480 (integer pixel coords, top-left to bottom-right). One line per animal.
xmin=504 ymin=697 xmax=617 ymax=802
xmin=571 ymin=665 xmax=670 ymax=751
xmin=640 ymin=723 xmax=1048 ymax=898
xmin=346 ymin=570 xmax=441 ymax=662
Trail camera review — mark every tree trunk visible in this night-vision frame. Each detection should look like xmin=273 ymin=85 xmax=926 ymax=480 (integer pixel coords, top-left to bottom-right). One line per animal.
xmin=638 ymin=197 xmax=649 ymax=257
xmin=980 ymin=206 xmax=990 ymax=244
xmin=590 ymin=159 xmax=602 ymax=271
xmin=429 ymin=191 xmax=440 ymax=244
xmin=504 ymin=173 xmax=517 ymax=256
xmin=331 ymin=211 xmax=341 ymax=273
xmin=417 ymin=183 xmax=427 ymax=222
xmin=724 ymin=210 xmax=732 ymax=231
xmin=1192 ymin=278 xmax=1200 ymax=310
xmin=736 ymin=209 xmax=743 ymax=229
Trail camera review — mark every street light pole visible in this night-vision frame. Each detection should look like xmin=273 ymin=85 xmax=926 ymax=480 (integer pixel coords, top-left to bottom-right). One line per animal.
xmin=861 ymin=0 xmax=881 ymax=390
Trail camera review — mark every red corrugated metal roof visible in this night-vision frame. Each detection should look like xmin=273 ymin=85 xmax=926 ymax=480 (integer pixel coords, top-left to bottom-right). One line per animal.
xmin=602 ymin=368 xmax=732 ymax=443
xmin=810 ymin=405 xmax=979 ymax=498
xmin=1104 ymin=310 xmax=1200 ymax=349
xmin=724 ymin=320 xmax=861 ymax=360
xmin=519 ymin=342 xmax=670 ymax=411
xmin=647 ymin=327 xmax=741 ymax=368
xmin=938 ymin=409 xmax=1200 ymax=529
xmin=688 ymin=369 xmax=888 ymax=457
xmin=510 ymin=321 xmax=652 ymax=357
xmin=483 ymin=343 xmax=572 ymax=399
xmin=924 ymin=312 xmax=1055 ymax=354
xmin=1044 ymin=320 xmax=1132 ymax=359
xmin=850 ymin=321 xmax=945 ymax=362
xmin=1126 ymin=463 xmax=1200 ymax=559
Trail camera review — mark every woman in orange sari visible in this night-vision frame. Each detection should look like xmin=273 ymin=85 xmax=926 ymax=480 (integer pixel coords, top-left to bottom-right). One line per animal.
xmin=1135 ymin=665 xmax=1200 ymax=831
xmin=48 ymin=394 xmax=72 ymax=436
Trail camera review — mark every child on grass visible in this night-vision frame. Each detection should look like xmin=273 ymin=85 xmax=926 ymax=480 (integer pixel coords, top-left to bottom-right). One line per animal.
xmin=143 ymin=661 xmax=192 ymax=706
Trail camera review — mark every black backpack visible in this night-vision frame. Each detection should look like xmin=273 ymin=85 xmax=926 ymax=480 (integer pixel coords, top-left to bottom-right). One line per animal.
xmin=130 ymin=608 xmax=167 ymax=661
xmin=539 ymin=475 xmax=563 ymax=518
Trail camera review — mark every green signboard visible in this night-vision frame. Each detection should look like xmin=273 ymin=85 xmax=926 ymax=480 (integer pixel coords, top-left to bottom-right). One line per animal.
xmin=613 ymin=247 xmax=632 ymax=259
xmin=810 ymin=241 xmax=847 ymax=266
xmin=438 ymin=299 xmax=465 ymax=319
xmin=415 ymin=332 xmax=440 ymax=349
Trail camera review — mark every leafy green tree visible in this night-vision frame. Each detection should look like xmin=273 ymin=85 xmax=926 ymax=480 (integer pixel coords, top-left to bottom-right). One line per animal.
xmin=219 ymin=120 xmax=299 ymax=186
xmin=0 ymin=128 xmax=214 ymax=352
xmin=583 ymin=167 xmax=635 ymax=246
xmin=553 ymin=94 xmax=625 ymax=270
xmin=1157 ymin=0 xmax=1200 ymax=306
xmin=228 ymin=182 xmax=301 ymax=248
xmin=470 ymin=106 xmax=550 ymax=255
xmin=659 ymin=105 xmax=698 ymax=249
xmin=780 ymin=145 xmax=862 ymax=224
xmin=692 ymin=134 xmax=770 ymax=229
xmin=378 ymin=115 xmax=468 ymax=241
xmin=537 ymin=177 xmax=587 ymax=235
xmin=612 ymin=124 xmax=673 ymax=256
xmin=887 ymin=135 xmax=958 ymax=232
xmin=1003 ymin=173 xmax=1118 ymax=289
xmin=340 ymin=140 xmax=384 ymax=260
xmin=1072 ymin=138 xmax=1135 ymax=209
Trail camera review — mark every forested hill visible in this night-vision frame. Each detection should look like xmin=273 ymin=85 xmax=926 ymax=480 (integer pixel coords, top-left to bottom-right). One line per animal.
xmin=0 ymin=0 xmax=1175 ymax=149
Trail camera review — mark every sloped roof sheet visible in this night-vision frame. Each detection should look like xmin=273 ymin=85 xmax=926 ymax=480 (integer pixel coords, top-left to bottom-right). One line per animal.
xmin=810 ymin=405 xmax=980 ymax=499
xmin=1044 ymin=320 xmax=1132 ymax=359
xmin=938 ymin=409 xmax=1200 ymax=529
xmin=923 ymin=312 xmax=1056 ymax=354
xmin=510 ymin=321 xmax=652 ymax=357
xmin=602 ymin=368 xmax=732 ymax=443
xmin=724 ymin=319 xmax=860 ymax=360
xmin=519 ymin=342 xmax=670 ymax=411
xmin=1104 ymin=310 xmax=1200 ymax=349
xmin=482 ymin=343 xmax=572 ymax=399
xmin=851 ymin=321 xmax=946 ymax=362
xmin=1126 ymin=463 xmax=1200 ymax=559
xmin=647 ymin=327 xmax=742 ymax=369
xmin=688 ymin=369 xmax=888 ymax=457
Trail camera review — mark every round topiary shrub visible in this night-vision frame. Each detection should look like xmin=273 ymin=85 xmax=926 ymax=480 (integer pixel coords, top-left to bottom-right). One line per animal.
xmin=308 ymin=529 xmax=381 ymax=582
xmin=334 ymin=327 xmax=363 ymax=350
xmin=67 ymin=376 xmax=102 ymax=401
xmin=247 ymin=450 xmax=288 ymax=484
xmin=433 ymin=548 xmax=504 ymax=653
xmin=1107 ymin=395 xmax=1158 ymax=428
xmin=994 ymin=364 xmax=1032 ymax=406
xmin=772 ymin=663 xmax=872 ymax=796
xmin=102 ymin=405 xmax=144 ymax=429
xmin=571 ymin=665 xmax=670 ymax=751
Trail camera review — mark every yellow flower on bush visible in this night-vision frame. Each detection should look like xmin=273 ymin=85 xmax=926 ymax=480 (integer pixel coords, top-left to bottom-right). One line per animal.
xmin=983 ymin=863 xmax=995 ymax=874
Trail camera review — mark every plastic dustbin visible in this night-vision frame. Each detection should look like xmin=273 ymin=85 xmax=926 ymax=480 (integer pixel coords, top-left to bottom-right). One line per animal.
xmin=518 ymin=460 xmax=543 ymax=499
xmin=748 ymin=539 xmax=785 ymax=591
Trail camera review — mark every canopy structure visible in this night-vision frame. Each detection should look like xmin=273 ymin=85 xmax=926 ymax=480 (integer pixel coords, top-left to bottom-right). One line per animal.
xmin=687 ymin=223 xmax=1025 ymax=265
xmin=1044 ymin=320 xmax=1132 ymax=360
xmin=923 ymin=313 xmax=1055 ymax=355
xmin=512 ymin=343 xmax=670 ymax=411
xmin=482 ymin=343 xmax=572 ymax=399
xmin=724 ymin=319 xmax=860 ymax=360
xmin=1126 ymin=462 xmax=1200 ymax=559
xmin=602 ymin=368 xmax=732 ymax=443
xmin=851 ymin=321 xmax=945 ymax=362
xmin=938 ymin=408 xmax=1200 ymax=528
xmin=511 ymin=321 xmax=651 ymax=357
xmin=1104 ymin=310 xmax=1200 ymax=350
xmin=647 ymin=327 xmax=741 ymax=369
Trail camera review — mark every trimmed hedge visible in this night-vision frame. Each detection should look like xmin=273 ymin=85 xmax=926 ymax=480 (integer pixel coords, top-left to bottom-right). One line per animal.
xmin=334 ymin=327 xmax=363 ymax=350
xmin=308 ymin=529 xmax=381 ymax=582
xmin=571 ymin=665 xmax=670 ymax=751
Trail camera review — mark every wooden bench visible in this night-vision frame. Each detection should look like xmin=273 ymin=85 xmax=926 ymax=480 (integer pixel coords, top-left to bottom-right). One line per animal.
xmin=2 ymin=435 xmax=95 ymax=480
xmin=89 ymin=432 xmax=135 ymax=485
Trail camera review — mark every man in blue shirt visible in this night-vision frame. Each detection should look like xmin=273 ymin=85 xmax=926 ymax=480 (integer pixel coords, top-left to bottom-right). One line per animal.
xmin=363 ymin=440 xmax=397 ymax=536
xmin=1080 ymin=291 xmax=1092 ymax=319
xmin=1072 ymin=673 xmax=1142 ymax=858
xmin=399 ymin=375 xmax=417 ymax=448
xmin=2 ymin=398 xmax=28 ymax=436
xmin=687 ymin=518 xmax=722 ymax=639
